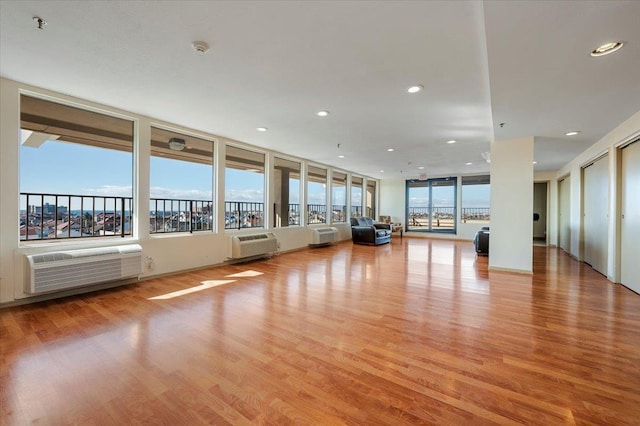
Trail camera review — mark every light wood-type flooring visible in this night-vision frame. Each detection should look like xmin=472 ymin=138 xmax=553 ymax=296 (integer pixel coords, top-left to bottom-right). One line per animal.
xmin=2 ymin=238 xmax=639 ymax=425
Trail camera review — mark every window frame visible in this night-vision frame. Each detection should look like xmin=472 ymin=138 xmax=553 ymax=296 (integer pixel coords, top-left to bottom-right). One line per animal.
xmin=224 ymin=144 xmax=267 ymax=230
xmin=19 ymin=92 xmax=136 ymax=244
xmin=149 ymin=124 xmax=216 ymax=235
xmin=405 ymin=177 xmax=457 ymax=234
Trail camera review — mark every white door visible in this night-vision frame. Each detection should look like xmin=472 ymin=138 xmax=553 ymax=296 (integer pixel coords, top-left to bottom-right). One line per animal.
xmin=583 ymin=155 xmax=609 ymax=275
xmin=621 ymin=140 xmax=640 ymax=294
xmin=559 ymin=177 xmax=571 ymax=253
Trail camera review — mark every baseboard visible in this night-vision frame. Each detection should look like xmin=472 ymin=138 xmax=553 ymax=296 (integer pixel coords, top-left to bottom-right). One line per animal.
xmin=488 ymin=266 xmax=533 ymax=275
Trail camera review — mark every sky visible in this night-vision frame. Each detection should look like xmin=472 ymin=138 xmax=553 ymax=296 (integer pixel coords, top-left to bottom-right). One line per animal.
xmin=20 ymin=138 xmax=489 ymax=209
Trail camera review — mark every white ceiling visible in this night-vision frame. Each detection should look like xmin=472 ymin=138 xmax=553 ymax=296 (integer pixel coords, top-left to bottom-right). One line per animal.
xmin=1 ymin=1 xmax=639 ymax=180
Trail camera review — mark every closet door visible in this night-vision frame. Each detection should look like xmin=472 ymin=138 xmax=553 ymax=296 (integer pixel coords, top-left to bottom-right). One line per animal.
xmin=558 ymin=177 xmax=571 ymax=253
xmin=582 ymin=155 xmax=608 ymax=275
xmin=621 ymin=140 xmax=640 ymax=293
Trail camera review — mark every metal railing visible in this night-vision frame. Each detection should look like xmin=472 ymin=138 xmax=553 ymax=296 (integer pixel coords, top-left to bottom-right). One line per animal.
xmin=408 ymin=206 xmax=456 ymax=230
xmin=225 ymin=201 xmax=264 ymax=230
xmin=150 ymin=198 xmax=213 ymax=233
xmin=20 ymin=192 xmax=132 ymax=240
xmin=332 ymin=204 xmax=346 ymax=223
xmin=307 ymin=203 xmax=327 ymax=224
xmin=288 ymin=203 xmax=300 ymax=226
xmin=461 ymin=207 xmax=490 ymax=222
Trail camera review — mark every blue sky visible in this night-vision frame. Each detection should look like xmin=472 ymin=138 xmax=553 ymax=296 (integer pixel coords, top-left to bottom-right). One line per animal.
xmin=20 ymin=139 xmax=335 ymax=206
xmin=20 ymin=138 xmax=489 ymax=209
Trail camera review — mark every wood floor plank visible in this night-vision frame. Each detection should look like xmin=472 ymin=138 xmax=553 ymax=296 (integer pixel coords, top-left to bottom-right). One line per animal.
xmin=1 ymin=239 xmax=639 ymax=425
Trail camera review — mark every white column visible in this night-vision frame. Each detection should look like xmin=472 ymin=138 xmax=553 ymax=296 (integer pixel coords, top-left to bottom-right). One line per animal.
xmin=489 ymin=136 xmax=534 ymax=273
xmin=0 ymin=79 xmax=20 ymax=303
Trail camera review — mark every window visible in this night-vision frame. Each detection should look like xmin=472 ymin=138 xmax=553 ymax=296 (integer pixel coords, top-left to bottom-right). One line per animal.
xmin=273 ymin=157 xmax=301 ymax=227
xmin=150 ymin=127 xmax=214 ymax=233
xmin=366 ymin=180 xmax=377 ymax=219
xmin=351 ymin=176 xmax=363 ymax=218
xmin=406 ymin=177 xmax=457 ymax=233
xmin=461 ymin=175 xmax=490 ymax=223
xmin=19 ymin=95 xmax=134 ymax=241
xmin=332 ymin=171 xmax=347 ymax=223
xmin=307 ymin=165 xmax=327 ymax=224
xmin=225 ymin=146 xmax=265 ymax=229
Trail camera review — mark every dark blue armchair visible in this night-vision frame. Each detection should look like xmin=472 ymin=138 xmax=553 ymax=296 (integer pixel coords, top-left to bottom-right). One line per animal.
xmin=350 ymin=217 xmax=391 ymax=245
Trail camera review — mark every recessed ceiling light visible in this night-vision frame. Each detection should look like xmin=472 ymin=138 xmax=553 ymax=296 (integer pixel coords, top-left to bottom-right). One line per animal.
xmin=465 ymin=162 xmax=472 ymax=166
xmin=407 ymin=85 xmax=423 ymax=94
xmin=317 ymin=110 xmax=330 ymax=117
xmin=565 ymin=131 xmax=580 ymax=136
xmin=338 ymin=155 xmax=345 ymax=158
xmin=447 ymin=140 xmax=456 ymax=144
xmin=418 ymin=166 xmax=425 ymax=170
xmin=533 ymin=161 xmax=538 ymax=164
xmin=256 ymin=127 xmax=268 ymax=132
xmin=387 ymin=148 xmax=395 ymax=152
xmin=591 ymin=42 xmax=624 ymax=57
xmin=379 ymin=170 xmax=384 ymax=173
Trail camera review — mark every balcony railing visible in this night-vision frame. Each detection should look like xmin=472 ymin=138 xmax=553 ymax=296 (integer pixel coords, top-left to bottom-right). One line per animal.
xmin=332 ymin=204 xmax=346 ymax=223
xmin=225 ymin=201 xmax=264 ymax=230
xmin=20 ymin=192 xmax=132 ymax=240
xmin=408 ymin=206 xmax=456 ymax=230
xmin=288 ymin=203 xmax=300 ymax=226
xmin=307 ymin=203 xmax=326 ymax=224
xmin=461 ymin=207 xmax=490 ymax=222
xmin=150 ymin=198 xmax=213 ymax=233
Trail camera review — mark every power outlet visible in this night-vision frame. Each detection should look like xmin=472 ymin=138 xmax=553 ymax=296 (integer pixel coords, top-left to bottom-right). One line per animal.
xmin=145 ymin=256 xmax=154 ymax=271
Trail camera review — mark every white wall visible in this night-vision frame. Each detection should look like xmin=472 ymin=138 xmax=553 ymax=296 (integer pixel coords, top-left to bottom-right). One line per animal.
xmin=489 ymin=137 xmax=534 ymax=273
xmin=0 ymin=78 xmax=362 ymax=305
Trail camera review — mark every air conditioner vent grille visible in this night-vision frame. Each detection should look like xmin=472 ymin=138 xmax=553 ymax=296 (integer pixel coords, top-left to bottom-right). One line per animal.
xmin=237 ymin=234 xmax=269 ymax=242
xmin=310 ymin=227 xmax=338 ymax=246
xmin=230 ymin=233 xmax=277 ymax=259
xmin=25 ymin=244 xmax=142 ymax=294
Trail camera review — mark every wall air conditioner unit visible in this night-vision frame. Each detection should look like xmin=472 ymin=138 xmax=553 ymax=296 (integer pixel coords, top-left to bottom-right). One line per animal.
xmin=230 ymin=233 xmax=278 ymax=260
xmin=309 ymin=227 xmax=338 ymax=246
xmin=25 ymin=244 xmax=142 ymax=295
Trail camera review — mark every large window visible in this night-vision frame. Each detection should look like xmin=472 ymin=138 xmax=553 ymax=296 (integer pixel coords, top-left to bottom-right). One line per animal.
xmin=461 ymin=175 xmax=490 ymax=223
xmin=351 ymin=176 xmax=363 ymax=218
xmin=332 ymin=171 xmax=347 ymax=223
xmin=307 ymin=165 xmax=327 ymax=224
xmin=19 ymin=95 xmax=134 ymax=241
xmin=150 ymin=127 xmax=214 ymax=233
xmin=225 ymin=146 xmax=265 ymax=229
xmin=366 ymin=180 xmax=377 ymax=219
xmin=273 ymin=157 xmax=301 ymax=227
xmin=406 ymin=177 xmax=457 ymax=233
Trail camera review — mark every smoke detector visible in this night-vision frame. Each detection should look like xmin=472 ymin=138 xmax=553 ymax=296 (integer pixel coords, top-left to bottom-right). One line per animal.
xmin=192 ymin=41 xmax=210 ymax=54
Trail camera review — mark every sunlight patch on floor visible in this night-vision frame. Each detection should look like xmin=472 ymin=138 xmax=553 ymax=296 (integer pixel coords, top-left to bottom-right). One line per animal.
xmin=225 ymin=270 xmax=264 ymax=278
xmin=148 ymin=280 xmax=236 ymax=300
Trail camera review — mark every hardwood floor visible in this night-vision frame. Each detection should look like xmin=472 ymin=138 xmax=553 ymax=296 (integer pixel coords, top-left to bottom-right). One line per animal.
xmin=2 ymin=238 xmax=639 ymax=425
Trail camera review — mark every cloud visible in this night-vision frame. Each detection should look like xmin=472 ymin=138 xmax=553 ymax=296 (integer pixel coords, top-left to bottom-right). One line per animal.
xmin=225 ymin=189 xmax=264 ymax=202
xmin=150 ymin=186 xmax=212 ymax=200
xmin=85 ymin=185 xmax=133 ymax=197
